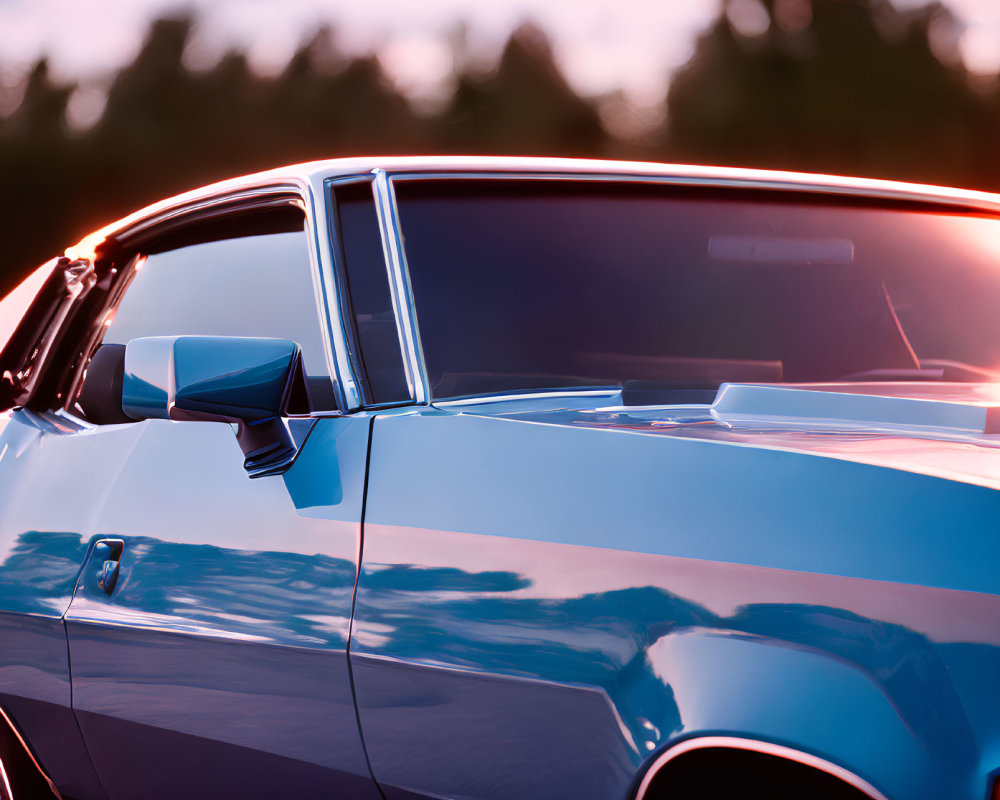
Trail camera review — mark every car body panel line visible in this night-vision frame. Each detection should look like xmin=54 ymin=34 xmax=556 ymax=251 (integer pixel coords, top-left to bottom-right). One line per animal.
xmin=60 ymin=619 xmax=109 ymax=800
xmin=346 ymin=414 xmax=388 ymax=800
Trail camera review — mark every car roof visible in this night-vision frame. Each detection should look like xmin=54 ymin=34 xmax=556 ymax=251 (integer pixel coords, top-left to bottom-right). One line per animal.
xmin=68 ymin=155 xmax=1000 ymax=259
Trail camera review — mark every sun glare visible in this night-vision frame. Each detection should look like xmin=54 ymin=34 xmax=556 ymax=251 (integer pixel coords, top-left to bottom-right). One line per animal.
xmin=0 ymin=261 xmax=51 ymax=355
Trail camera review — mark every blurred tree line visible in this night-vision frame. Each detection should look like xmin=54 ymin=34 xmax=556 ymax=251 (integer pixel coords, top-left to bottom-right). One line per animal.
xmin=1 ymin=0 xmax=999 ymax=292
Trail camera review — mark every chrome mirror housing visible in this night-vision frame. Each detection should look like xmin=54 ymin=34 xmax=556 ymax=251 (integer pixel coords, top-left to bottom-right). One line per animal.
xmin=123 ymin=335 xmax=313 ymax=477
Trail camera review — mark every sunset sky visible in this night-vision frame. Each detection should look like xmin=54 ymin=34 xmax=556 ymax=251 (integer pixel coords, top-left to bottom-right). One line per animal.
xmin=0 ymin=0 xmax=998 ymax=110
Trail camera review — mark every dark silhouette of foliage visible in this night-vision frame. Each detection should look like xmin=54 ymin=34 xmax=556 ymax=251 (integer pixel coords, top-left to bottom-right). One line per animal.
xmin=664 ymin=0 xmax=997 ymax=188
xmin=433 ymin=24 xmax=605 ymax=156
xmin=0 ymin=17 xmax=439 ymax=292
xmin=0 ymin=3 xmax=998 ymax=295
xmin=0 ymin=59 xmax=86 ymax=293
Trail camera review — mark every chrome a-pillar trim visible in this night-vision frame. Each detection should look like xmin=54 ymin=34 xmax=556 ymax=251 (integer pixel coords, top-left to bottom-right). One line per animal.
xmin=634 ymin=736 xmax=889 ymax=800
xmin=372 ymin=168 xmax=430 ymax=405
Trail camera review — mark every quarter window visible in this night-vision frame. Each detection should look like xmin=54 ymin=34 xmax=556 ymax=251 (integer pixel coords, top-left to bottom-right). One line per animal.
xmin=332 ymin=182 xmax=409 ymax=405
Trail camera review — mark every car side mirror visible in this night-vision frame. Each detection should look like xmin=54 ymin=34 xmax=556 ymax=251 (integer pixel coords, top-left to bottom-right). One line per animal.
xmin=122 ymin=335 xmax=314 ymax=477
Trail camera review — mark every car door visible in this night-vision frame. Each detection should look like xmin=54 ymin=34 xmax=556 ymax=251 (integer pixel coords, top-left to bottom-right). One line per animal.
xmin=55 ymin=197 xmax=380 ymax=800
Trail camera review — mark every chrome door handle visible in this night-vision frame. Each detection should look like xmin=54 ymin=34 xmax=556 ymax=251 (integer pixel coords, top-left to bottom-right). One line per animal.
xmin=92 ymin=539 xmax=124 ymax=595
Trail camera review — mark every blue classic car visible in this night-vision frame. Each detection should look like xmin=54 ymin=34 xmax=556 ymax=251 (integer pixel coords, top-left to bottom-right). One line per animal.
xmin=2 ymin=157 xmax=1000 ymax=800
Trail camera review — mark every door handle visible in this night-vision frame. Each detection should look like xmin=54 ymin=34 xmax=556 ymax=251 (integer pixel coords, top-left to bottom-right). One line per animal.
xmin=92 ymin=539 xmax=124 ymax=595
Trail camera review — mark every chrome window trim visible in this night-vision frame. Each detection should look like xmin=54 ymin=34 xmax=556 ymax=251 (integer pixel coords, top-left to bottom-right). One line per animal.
xmin=305 ymin=172 xmax=362 ymax=410
xmin=77 ymin=184 xmax=306 ymax=253
xmin=384 ymin=168 xmax=1000 ymax=215
xmin=382 ymin=168 xmax=1000 ymax=405
xmin=303 ymin=183 xmax=347 ymax=409
xmin=434 ymin=389 xmax=621 ymax=408
xmin=373 ymin=168 xmax=429 ymax=405
xmin=323 ymin=173 xmax=416 ymax=409
xmin=66 ymin=160 xmax=1000 ymax=254
xmin=60 ymin=159 xmax=1000 ymax=416
xmin=634 ymin=736 xmax=889 ymax=800
xmin=69 ymin=180 xmax=357 ymax=415
xmin=323 ymin=174 xmax=375 ymax=409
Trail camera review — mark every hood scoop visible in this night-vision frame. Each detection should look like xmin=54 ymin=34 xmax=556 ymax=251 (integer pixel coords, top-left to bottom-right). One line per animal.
xmin=712 ymin=383 xmax=1000 ymax=435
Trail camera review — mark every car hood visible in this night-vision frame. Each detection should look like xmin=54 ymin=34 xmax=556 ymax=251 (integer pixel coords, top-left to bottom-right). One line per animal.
xmin=467 ymin=382 xmax=1000 ymax=492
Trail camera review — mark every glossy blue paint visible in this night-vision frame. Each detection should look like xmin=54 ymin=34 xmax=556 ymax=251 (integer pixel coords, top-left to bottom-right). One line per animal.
xmin=0 ymin=409 xmax=125 ymax=800
xmin=123 ymin=335 xmax=300 ymax=423
xmin=360 ymin=408 xmax=1000 ymax=593
xmin=60 ymin=413 xmax=378 ymax=800
xmin=7 ymin=160 xmax=1000 ymax=800
xmin=712 ymin=382 xmax=1000 ymax=433
xmin=0 ymin=405 xmax=377 ymax=800
xmin=349 ymin=401 xmax=1000 ymax=800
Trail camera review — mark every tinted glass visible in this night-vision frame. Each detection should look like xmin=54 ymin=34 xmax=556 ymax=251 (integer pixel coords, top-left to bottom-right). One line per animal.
xmin=104 ymin=207 xmax=336 ymax=409
xmin=333 ymin=182 xmax=409 ymax=404
xmin=396 ymin=180 xmax=1000 ymax=400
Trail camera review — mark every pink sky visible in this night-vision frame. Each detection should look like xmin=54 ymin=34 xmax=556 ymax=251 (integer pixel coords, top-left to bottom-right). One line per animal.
xmin=0 ymin=0 xmax=997 ymax=113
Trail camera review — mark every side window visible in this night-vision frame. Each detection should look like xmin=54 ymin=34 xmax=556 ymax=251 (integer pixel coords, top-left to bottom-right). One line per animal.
xmin=94 ymin=205 xmax=336 ymax=413
xmin=332 ymin=182 xmax=409 ymax=405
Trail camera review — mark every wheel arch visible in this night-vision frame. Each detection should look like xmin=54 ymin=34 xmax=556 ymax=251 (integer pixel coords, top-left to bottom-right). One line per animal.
xmin=634 ymin=736 xmax=891 ymax=800
xmin=626 ymin=624 xmax=971 ymax=799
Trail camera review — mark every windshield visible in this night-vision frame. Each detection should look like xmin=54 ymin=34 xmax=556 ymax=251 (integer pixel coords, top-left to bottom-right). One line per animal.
xmin=395 ymin=179 xmax=1000 ymax=402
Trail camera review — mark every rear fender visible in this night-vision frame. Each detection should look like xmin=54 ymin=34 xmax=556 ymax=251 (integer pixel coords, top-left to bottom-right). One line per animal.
xmin=635 ymin=629 xmax=972 ymax=800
